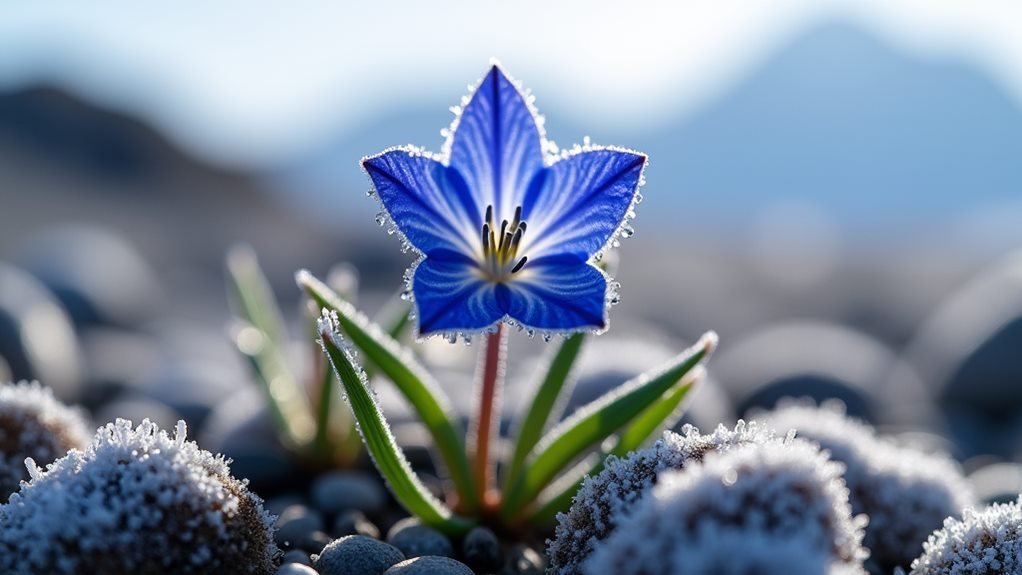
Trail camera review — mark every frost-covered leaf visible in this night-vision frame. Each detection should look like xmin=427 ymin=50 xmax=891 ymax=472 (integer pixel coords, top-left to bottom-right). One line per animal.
xmin=317 ymin=310 xmax=474 ymax=535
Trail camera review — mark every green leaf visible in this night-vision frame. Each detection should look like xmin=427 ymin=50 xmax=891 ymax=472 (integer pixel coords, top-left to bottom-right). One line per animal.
xmin=500 ymin=332 xmax=718 ymax=519
xmin=504 ymin=333 xmax=585 ymax=491
xmin=526 ymin=366 xmax=705 ymax=524
xmin=296 ymin=269 xmax=478 ymax=512
xmin=318 ymin=311 xmax=474 ymax=535
xmin=607 ymin=365 xmax=704 ymax=458
xmin=226 ymin=247 xmax=314 ymax=448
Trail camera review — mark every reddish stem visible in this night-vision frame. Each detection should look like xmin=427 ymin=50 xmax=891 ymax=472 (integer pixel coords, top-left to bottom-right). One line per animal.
xmin=472 ymin=324 xmax=506 ymax=510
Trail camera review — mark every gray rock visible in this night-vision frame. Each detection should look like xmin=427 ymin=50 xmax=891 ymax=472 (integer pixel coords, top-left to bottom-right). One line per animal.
xmin=386 ymin=517 xmax=453 ymax=559
xmin=300 ymin=530 xmax=333 ymax=555
xmin=384 ymin=556 xmax=474 ymax=575
xmin=315 ymin=535 xmax=405 ymax=575
xmin=311 ymin=470 xmax=387 ymax=514
xmin=275 ymin=504 xmax=325 ymax=548
xmin=333 ymin=509 xmax=381 ymax=539
xmin=282 ymin=550 xmax=312 ymax=565
xmin=462 ymin=526 xmax=501 ymax=574
xmin=277 ymin=563 xmax=318 ymax=575
xmin=502 ymin=545 xmax=544 ymax=575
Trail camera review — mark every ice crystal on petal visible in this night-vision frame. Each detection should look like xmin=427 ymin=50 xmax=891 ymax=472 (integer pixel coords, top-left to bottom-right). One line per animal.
xmin=760 ymin=400 xmax=975 ymax=571
xmin=360 ymin=64 xmax=647 ymax=340
xmin=546 ymin=420 xmax=780 ymax=575
xmin=0 ymin=381 xmax=90 ymax=500
xmin=0 ymin=418 xmax=277 ymax=575
xmin=582 ymin=441 xmax=868 ymax=575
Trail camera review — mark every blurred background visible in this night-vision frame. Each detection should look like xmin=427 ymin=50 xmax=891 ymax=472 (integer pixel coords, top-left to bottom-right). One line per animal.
xmin=3 ymin=2 xmax=1022 ymax=500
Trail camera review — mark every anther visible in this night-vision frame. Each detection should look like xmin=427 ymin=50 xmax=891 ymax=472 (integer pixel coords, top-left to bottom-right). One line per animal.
xmin=511 ymin=256 xmax=528 ymax=274
xmin=482 ymin=223 xmax=490 ymax=251
xmin=485 ymin=205 xmax=493 ymax=227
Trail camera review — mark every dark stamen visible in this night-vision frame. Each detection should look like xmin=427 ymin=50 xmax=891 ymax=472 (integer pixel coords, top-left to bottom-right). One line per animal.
xmin=482 ymin=223 xmax=490 ymax=251
xmin=511 ymin=256 xmax=528 ymax=274
xmin=485 ymin=205 xmax=493 ymax=227
xmin=512 ymin=206 xmax=522 ymax=229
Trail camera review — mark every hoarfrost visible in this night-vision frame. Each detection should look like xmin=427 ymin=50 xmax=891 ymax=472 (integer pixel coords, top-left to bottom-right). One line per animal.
xmin=909 ymin=496 xmax=1022 ymax=575
xmin=583 ymin=441 xmax=868 ymax=575
xmin=0 ymin=418 xmax=277 ymax=574
xmin=0 ymin=380 xmax=90 ymax=500
xmin=760 ymin=400 xmax=975 ymax=571
xmin=546 ymin=419 xmax=778 ymax=575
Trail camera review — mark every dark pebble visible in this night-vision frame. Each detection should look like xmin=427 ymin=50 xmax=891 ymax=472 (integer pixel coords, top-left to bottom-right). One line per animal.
xmin=314 ymin=535 xmax=405 ymax=575
xmin=277 ymin=563 xmax=318 ymax=575
xmin=282 ymin=550 xmax=312 ymax=565
xmin=383 ymin=556 xmax=474 ymax=575
xmin=386 ymin=517 xmax=453 ymax=558
xmin=462 ymin=526 xmax=501 ymax=573
xmin=300 ymin=530 xmax=333 ymax=555
xmin=311 ymin=470 xmax=387 ymax=514
xmin=333 ymin=510 xmax=381 ymax=539
xmin=275 ymin=505 xmax=325 ymax=548
xmin=502 ymin=545 xmax=544 ymax=575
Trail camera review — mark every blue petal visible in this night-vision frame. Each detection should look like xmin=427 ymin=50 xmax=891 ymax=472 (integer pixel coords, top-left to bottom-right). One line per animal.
xmin=364 ymin=149 xmax=478 ymax=257
xmin=449 ymin=65 xmax=544 ymax=224
xmin=506 ymin=261 xmax=607 ymax=331
xmin=521 ymin=149 xmax=646 ymax=262
xmin=413 ymin=257 xmax=504 ymax=335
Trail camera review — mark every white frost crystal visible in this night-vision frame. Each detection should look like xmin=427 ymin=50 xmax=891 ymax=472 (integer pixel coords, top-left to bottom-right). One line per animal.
xmin=909 ymin=496 xmax=1022 ymax=575
xmin=0 ymin=381 xmax=90 ymax=500
xmin=582 ymin=441 xmax=868 ymax=575
xmin=546 ymin=420 xmax=781 ymax=575
xmin=761 ymin=400 xmax=975 ymax=570
xmin=0 ymin=418 xmax=278 ymax=575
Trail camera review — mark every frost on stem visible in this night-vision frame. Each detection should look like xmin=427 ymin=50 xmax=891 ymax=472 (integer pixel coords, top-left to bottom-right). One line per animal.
xmin=0 ymin=381 xmax=90 ymax=500
xmin=760 ymin=400 xmax=975 ymax=571
xmin=546 ymin=420 xmax=781 ymax=575
xmin=0 ymin=418 xmax=278 ymax=575
xmin=583 ymin=441 xmax=868 ymax=575
xmin=909 ymin=496 xmax=1022 ymax=575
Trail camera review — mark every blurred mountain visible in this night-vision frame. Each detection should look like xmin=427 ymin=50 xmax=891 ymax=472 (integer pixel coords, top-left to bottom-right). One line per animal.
xmin=280 ymin=21 xmax=1022 ymax=242
xmin=0 ymin=86 xmax=355 ymax=317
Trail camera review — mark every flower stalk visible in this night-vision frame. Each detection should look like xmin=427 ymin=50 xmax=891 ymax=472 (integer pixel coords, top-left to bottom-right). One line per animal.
xmin=472 ymin=324 xmax=507 ymax=510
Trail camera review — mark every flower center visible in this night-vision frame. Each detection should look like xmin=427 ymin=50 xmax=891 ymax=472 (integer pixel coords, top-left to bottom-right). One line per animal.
xmin=479 ymin=204 xmax=528 ymax=282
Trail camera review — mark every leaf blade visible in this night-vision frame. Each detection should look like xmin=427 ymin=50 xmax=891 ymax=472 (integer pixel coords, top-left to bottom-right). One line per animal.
xmin=297 ymin=269 xmax=478 ymax=512
xmin=504 ymin=333 xmax=585 ymax=491
xmin=500 ymin=332 xmax=717 ymax=519
xmin=318 ymin=311 xmax=474 ymax=535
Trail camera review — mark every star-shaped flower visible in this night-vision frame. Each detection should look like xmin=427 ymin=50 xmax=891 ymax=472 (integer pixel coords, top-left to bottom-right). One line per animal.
xmin=362 ymin=64 xmax=647 ymax=338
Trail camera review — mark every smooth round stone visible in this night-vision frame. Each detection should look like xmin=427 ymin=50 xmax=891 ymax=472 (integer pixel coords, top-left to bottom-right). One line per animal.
xmin=314 ymin=535 xmax=405 ymax=575
xmin=275 ymin=505 xmax=325 ymax=548
xmin=333 ymin=510 xmax=380 ymax=539
xmin=282 ymin=550 xmax=312 ymax=565
xmin=502 ymin=545 xmax=544 ymax=575
xmin=300 ymin=530 xmax=333 ymax=555
xmin=277 ymin=563 xmax=318 ymax=575
xmin=311 ymin=470 xmax=387 ymax=514
xmin=462 ymin=526 xmax=501 ymax=574
xmin=383 ymin=556 xmax=473 ymax=575
xmin=386 ymin=518 xmax=453 ymax=559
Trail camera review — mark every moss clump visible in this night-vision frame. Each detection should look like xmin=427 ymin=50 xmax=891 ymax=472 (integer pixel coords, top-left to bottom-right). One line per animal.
xmin=761 ymin=400 xmax=975 ymax=570
xmin=584 ymin=441 xmax=868 ymax=575
xmin=909 ymin=497 xmax=1022 ymax=575
xmin=0 ymin=418 xmax=278 ymax=575
xmin=546 ymin=420 xmax=781 ymax=575
xmin=0 ymin=381 xmax=90 ymax=500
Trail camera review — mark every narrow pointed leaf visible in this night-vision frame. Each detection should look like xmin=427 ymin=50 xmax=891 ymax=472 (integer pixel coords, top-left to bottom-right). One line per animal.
xmin=607 ymin=365 xmax=704 ymax=459
xmin=318 ymin=311 xmax=474 ymax=535
xmin=500 ymin=332 xmax=718 ymax=519
xmin=526 ymin=366 xmax=704 ymax=524
xmin=297 ymin=269 xmax=478 ymax=511
xmin=226 ymin=247 xmax=314 ymax=448
xmin=504 ymin=333 xmax=585 ymax=491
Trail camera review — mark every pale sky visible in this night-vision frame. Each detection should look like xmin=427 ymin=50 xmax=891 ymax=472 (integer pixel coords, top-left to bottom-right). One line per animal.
xmin=1 ymin=1 xmax=1020 ymax=166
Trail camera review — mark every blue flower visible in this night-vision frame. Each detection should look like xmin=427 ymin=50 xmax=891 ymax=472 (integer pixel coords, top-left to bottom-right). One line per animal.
xmin=362 ymin=64 xmax=646 ymax=338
